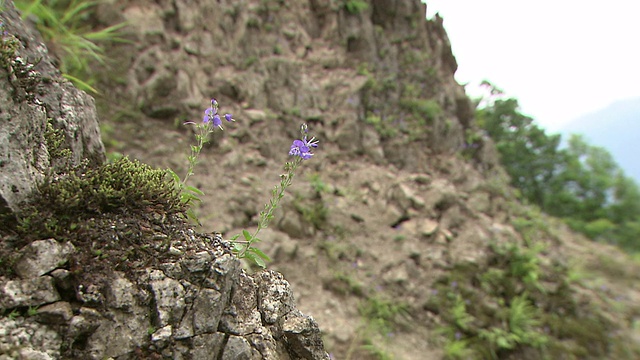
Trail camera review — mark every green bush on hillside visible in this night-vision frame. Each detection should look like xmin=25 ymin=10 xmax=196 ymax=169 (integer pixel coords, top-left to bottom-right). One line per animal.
xmin=474 ymin=82 xmax=640 ymax=253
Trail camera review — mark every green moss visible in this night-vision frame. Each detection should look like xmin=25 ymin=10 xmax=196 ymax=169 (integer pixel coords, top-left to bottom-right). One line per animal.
xmin=0 ymin=23 xmax=20 ymax=70
xmin=0 ymin=23 xmax=42 ymax=100
xmin=44 ymin=122 xmax=72 ymax=162
xmin=16 ymin=157 xmax=184 ymax=238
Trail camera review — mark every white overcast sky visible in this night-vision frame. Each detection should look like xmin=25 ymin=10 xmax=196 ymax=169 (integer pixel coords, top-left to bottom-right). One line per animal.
xmin=425 ymin=0 xmax=640 ymax=132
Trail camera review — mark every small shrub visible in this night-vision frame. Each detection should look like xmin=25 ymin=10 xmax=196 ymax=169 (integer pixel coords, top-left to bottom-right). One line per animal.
xmin=343 ymin=0 xmax=369 ymax=14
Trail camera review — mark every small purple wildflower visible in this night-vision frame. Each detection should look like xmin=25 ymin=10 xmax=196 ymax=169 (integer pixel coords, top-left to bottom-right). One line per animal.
xmin=289 ymin=139 xmax=313 ymax=159
xmin=212 ymin=114 xmax=222 ymax=128
xmin=201 ymin=98 xmax=228 ymax=130
xmin=303 ymin=135 xmax=319 ymax=149
xmin=289 ymin=124 xmax=318 ymax=160
xmin=203 ymin=107 xmax=216 ymax=123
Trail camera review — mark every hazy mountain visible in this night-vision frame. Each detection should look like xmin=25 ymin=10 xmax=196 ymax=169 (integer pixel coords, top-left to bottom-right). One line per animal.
xmin=559 ymin=97 xmax=640 ymax=183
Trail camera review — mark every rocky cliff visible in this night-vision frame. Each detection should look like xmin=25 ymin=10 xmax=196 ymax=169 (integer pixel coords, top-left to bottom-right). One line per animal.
xmin=0 ymin=1 xmax=328 ymax=359
xmin=90 ymin=0 xmax=640 ymax=358
xmin=3 ymin=0 xmax=640 ymax=359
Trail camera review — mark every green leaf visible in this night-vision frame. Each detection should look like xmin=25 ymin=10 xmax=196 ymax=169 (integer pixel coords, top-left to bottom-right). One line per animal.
xmin=186 ymin=208 xmax=201 ymax=226
xmin=250 ymin=247 xmax=271 ymax=261
xmin=242 ymin=229 xmax=252 ymax=241
xmin=185 ymin=186 xmax=204 ymax=195
xmin=167 ymin=169 xmax=181 ymax=183
xmin=245 ymin=251 xmax=266 ymax=268
xmin=62 ymin=73 xmax=98 ymax=94
xmin=233 ymin=242 xmax=244 ymax=252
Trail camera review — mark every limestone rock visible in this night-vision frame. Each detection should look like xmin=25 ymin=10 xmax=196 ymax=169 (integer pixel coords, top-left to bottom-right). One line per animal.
xmin=34 ymin=302 xmax=73 ymax=325
xmin=282 ymin=310 xmax=329 ymax=360
xmin=258 ymin=270 xmax=296 ymax=325
xmin=0 ymin=317 xmax=62 ymax=360
xmin=148 ymin=269 xmax=187 ymax=327
xmin=219 ymin=270 xmax=263 ymax=336
xmin=14 ymin=239 xmax=74 ymax=279
xmin=0 ymin=1 xmax=105 ymax=217
xmin=222 ymin=336 xmax=254 ymax=360
xmin=0 ymin=276 xmax=60 ymax=309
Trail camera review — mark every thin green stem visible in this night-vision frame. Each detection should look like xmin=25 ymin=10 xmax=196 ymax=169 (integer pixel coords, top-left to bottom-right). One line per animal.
xmin=182 ymin=124 xmax=212 ymax=186
xmin=238 ymin=157 xmax=302 ymax=258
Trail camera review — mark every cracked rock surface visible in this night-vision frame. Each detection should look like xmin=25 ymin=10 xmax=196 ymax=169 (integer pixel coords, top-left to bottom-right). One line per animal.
xmin=0 ymin=230 xmax=329 ymax=359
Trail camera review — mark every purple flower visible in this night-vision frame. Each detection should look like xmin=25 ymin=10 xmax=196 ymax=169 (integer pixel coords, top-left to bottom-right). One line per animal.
xmin=213 ymin=114 xmax=222 ymax=128
xmin=289 ymin=139 xmax=313 ymax=160
xmin=290 ymin=124 xmax=318 ymax=160
xmin=224 ymin=113 xmax=234 ymax=122
xmin=202 ymin=99 xmax=225 ymax=129
xmin=303 ymin=135 xmax=319 ymax=149
xmin=203 ymin=107 xmax=216 ymax=123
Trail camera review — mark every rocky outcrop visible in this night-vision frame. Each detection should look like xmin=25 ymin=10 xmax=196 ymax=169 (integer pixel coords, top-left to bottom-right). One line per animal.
xmin=85 ymin=0 xmax=640 ymax=359
xmin=0 ymin=235 xmax=328 ymax=359
xmin=95 ymin=0 xmax=495 ymax=173
xmin=0 ymin=1 xmax=329 ymax=359
xmin=0 ymin=1 xmax=105 ymax=216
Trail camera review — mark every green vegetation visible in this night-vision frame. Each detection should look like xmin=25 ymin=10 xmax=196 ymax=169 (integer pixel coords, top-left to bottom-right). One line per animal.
xmin=475 ymin=82 xmax=640 ymax=253
xmin=16 ymin=156 xmax=183 ymax=238
xmin=345 ymin=295 xmax=408 ymax=360
xmin=359 ymin=296 xmax=409 ymax=337
xmin=0 ymin=21 xmax=20 ymax=69
xmin=0 ymin=119 xmax=181 ymax=243
xmin=360 ymin=37 xmax=444 ymax=142
xmin=0 ymin=133 xmax=191 ymax=278
xmin=14 ymin=0 xmax=127 ymax=93
xmin=427 ymin=234 xmax=633 ymax=359
xmin=292 ymin=173 xmax=330 ymax=231
xmin=1 ymin=21 xmax=42 ymax=100
xmin=27 ymin=306 xmax=39 ymax=316
xmin=342 ymin=0 xmax=369 ymax=14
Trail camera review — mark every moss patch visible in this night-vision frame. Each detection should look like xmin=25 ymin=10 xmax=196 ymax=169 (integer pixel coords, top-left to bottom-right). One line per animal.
xmin=0 ymin=157 xmax=189 ymax=279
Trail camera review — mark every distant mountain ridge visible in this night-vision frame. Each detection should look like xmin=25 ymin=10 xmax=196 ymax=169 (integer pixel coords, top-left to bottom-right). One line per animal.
xmin=560 ymin=97 xmax=640 ymax=183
